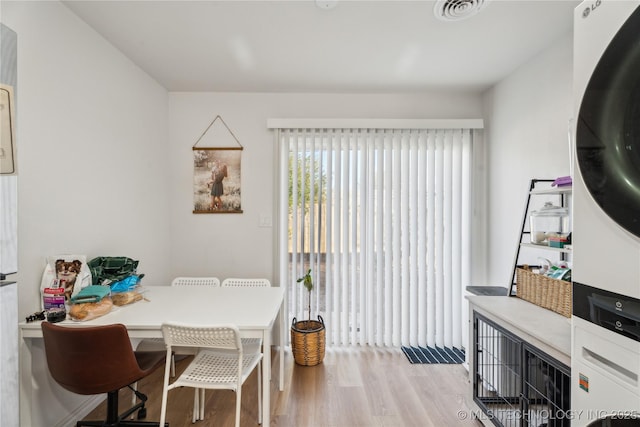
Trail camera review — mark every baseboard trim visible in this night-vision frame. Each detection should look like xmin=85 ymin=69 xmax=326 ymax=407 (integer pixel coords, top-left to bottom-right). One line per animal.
xmin=54 ymin=395 xmax=104 ymax=427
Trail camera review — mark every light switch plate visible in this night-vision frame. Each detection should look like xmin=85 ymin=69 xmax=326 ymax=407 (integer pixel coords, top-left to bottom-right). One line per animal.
xmin=259 ymin=213 xmax=272 ymax=227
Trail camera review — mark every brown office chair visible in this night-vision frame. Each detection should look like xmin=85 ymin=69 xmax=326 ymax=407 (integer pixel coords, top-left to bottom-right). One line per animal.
xmin=41 ymin=322 xmax=167 ymax=427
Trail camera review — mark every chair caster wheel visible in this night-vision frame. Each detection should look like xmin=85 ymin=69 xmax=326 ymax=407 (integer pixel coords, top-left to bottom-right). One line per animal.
xmin=137 ymin=407 xmax=147 ymax=419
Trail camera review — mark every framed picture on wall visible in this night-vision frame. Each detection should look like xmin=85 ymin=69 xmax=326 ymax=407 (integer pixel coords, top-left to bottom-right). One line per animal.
xmin=193 ymin=147 xmax=243 ymax=213
xmin=0 ymin=84 xmax=16 ymax=175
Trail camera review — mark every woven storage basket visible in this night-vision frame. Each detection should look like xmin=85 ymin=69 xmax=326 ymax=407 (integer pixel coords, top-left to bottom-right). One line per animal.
xmin=516 ymin=267 xmax=572 ymax=317
xmin=291 ymin=316 xmax=325 ymax=366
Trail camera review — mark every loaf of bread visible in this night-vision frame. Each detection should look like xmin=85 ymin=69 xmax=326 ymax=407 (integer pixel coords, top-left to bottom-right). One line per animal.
xmin=68 ymin=297 xmax=113 ymax=321
xmin=111 ymin=291 xmax=143 ymax=306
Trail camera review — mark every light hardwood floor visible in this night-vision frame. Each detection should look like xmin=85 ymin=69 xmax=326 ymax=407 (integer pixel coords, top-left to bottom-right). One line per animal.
xmin=83 ymin=347 xmax=483 ymax=427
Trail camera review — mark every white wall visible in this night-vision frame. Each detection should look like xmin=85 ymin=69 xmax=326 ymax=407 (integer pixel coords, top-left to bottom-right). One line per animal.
xmin=482 ymin=33 xmax=574 ymax=287
xmin=167 ymin=92 xmax=485 ymax=281
xmin=2 ymin=2 xmax=170 ymax=425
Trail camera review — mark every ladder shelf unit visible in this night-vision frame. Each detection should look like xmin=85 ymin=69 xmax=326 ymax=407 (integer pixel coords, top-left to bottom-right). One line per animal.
xmin=508 ymin=179 xmax=572 ymax=297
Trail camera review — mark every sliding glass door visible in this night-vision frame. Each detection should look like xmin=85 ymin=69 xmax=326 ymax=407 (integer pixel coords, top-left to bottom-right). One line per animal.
xmin=277 ymin=127 xmax=472 ymax=349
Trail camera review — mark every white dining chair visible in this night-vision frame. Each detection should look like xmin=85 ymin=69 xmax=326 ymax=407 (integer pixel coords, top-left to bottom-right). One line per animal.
xmin=171 ymin=277 xmax=221 ymax=287
xmin=159 ymin=323 xmax=262 ymax=427
xmin=133 ymin=276 xmax=221 ymax=408
xmin=220 ymin=278 xmax=271 ymax=351
xmin=221 ymin=277 xmax=271 ymax=288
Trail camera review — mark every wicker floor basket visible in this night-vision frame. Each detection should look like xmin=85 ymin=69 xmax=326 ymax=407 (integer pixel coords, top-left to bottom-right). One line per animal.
xmin=516 ymin=268 xmax=572 ymax=317
xmin=291 ymin=316 xmax=325 ymax=366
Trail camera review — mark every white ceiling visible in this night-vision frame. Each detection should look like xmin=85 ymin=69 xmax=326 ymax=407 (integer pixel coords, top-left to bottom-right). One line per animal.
xmin=62 ymin=0 xmax=581 ymax=93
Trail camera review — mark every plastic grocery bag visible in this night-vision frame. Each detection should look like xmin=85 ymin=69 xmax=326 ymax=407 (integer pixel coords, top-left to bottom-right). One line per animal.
xmin=110 ymin=274 xmax=142 ymax=293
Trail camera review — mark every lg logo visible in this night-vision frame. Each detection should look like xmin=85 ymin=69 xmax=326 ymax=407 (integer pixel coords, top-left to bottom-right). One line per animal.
xmin=583 ymin=0 xmax=602 ymax=18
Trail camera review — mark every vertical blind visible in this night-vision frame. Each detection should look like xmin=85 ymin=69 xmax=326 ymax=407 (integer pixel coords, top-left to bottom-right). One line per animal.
xmin=278 ymin=127 xmax=472 ymax=349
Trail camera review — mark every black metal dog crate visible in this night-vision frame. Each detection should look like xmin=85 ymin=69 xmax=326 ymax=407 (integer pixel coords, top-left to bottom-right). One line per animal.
xmin=473 ymin=312 xmax=571 ymax=427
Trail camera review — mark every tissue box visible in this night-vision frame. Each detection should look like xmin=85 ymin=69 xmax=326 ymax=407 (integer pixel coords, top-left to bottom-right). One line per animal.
xmin=548 ymin=235 xmax=569 ymax=248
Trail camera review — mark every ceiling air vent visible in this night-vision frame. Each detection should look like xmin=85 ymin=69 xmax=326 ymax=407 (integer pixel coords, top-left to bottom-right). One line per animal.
xmin=433 ymin=0 xmax=490 ymax=22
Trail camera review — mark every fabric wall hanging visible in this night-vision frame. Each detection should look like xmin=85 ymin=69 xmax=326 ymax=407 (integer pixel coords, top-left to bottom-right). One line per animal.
xmin=192 ymin=115 xmax=243 ymax=214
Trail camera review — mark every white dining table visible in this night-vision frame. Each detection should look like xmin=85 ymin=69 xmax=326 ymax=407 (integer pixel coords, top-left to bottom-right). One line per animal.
xmin=19 ymin=285 xmax=285 ymax=427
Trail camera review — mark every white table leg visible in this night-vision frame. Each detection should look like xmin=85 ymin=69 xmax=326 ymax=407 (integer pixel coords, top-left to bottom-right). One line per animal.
xmin=279 ymin=302 xmax=284 ymax=391
xmin=19 ymin=333 xmax=33 ymax=426
xmin=263 ymin=329 xmax=271 ymax=427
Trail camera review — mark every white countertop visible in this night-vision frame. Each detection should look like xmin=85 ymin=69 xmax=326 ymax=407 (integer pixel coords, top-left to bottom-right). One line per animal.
xmin=466 ymin=295 xmax=571 ymax=365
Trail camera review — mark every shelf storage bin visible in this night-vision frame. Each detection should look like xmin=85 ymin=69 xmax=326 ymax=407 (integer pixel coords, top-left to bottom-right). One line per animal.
xmin=516 ymin=267 xmax=572 ymax=317
xmin=529 ymin=202 xmax=569 ymax=245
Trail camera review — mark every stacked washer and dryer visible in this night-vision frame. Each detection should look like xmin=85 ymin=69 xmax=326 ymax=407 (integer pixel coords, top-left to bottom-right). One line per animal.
xmin=572 ymin=1 xmax=640 ymax=425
